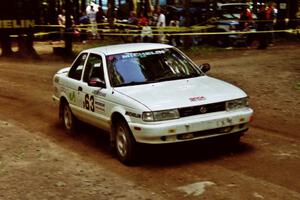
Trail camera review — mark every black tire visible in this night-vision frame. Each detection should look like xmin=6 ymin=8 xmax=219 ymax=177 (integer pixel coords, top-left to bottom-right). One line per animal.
xmin=114 ymin=120 xmax=137 ymax=165
xmin=227 ymin=133 xmax=243 ymax=145
xmin=62 ymin=102 xmax=77 ymax=133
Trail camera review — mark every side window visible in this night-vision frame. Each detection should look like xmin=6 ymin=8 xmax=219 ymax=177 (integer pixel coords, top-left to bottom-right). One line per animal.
xmin=69 ymin=53 xmax=88 ymax=80
xmin=83 ymin=53 xmax=104 ymax=82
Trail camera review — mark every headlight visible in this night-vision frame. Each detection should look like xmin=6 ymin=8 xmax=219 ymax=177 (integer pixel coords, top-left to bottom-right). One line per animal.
xmin=226 ymin=98 xmax=249 ymax=111
xmin=142 ymin=109 xmax=180 ymax=122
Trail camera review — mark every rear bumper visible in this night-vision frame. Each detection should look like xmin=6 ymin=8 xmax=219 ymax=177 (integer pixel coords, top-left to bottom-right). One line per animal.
xmin=129 ymin=108 xmax=253 ymax=144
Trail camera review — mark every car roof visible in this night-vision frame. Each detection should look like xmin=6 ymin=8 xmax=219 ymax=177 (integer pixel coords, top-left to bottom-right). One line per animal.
xmin=218 ymin=3 xmax=248 ymax=7
xmin=84 ymin=43 xmax=173 ymax=55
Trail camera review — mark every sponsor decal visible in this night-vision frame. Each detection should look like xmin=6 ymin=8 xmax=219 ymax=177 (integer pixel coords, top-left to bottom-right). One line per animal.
xmin=125 ymin=111 xmax=141 ymax=118
xmin=95 ymin=101 xmax=105 ymax=112
xmin=69 ymin=91 xmax=76 ymax=102
xmin=83 ymin=94 xmax=95 ymax=112
xmin=120 ymin=50 xmax=166 ymax=59
xmin=0 ymin=19 xmax=35 ymax=29
xmin=189 ymin=96 xmax=206 ymax=102
xmin=92 ymin=89 xmax=106 ymax=97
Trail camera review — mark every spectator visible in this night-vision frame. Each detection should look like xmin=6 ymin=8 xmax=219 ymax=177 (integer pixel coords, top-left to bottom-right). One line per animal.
xmin=156 ymin=7 xmax=166 ymax=43
xmin=256 ymin=4 xmax=268 ymax=49
xmin=79 ymin=11 xmax=90 ymax=43
xmin=128 ymin=11 xmax=139 ymax=42
xmin=239 ymin=6 xmax=253 ymax=30
xmin=58 ymin=9 xmax=66 ymax=27
xmin=57 ymin=9 xmax=75 ymax=41
xmin=87 ymin=5 xmax=97 ymax=39
xmin=266 ymin=1 xmax=276 ymax=45
xmin=141 ymin=20 xmax=153 ymax=42
xmin=138 ymin=13 xmax=149 ymax=26
xmin=128 ymin=11 xmax=138 ymax=25
xmin=57 ymin=9 xmax=66 ymax=40
xmin=168 ymin=17 xmax=180 ymax=46
xmin=96 ymin=6 xmax=105 ymax=39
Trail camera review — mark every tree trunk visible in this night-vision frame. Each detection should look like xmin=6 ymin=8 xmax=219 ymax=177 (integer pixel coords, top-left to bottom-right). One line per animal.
xmin=48 ymin=0 xmax=57 ymax=25
xmin=155 ymin=0 xmax=159 ymax=8
xmin=73 ymin=0 xmax=80 ymax=24
xmin=107 ymin=0 xmax=116 ymax=27
xmin=288 ymin=0 xmax=298 ymax=28
xmin=145 ymin=0 xmax=150 ymax=16
xmin=183 ymin=0 xmax=192 ymax=48
xmin=0 ymin=33 xmax=13 ymax=56
xmin=65 ymin=0 xmax=73 ymax=55
xmin=17 ymin=32 xmax=39 ymax=58
xmin=81 ymin=0 xmax=87 ymax=13
xmin=127 ymin=0 xmax=134 ymax=12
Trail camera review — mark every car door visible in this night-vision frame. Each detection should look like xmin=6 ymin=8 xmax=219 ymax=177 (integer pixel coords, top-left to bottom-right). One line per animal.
xmin=80 ymin=53 xmax=110 ymax=131
xmin=64 ymin=52 xmax=88 ymax=118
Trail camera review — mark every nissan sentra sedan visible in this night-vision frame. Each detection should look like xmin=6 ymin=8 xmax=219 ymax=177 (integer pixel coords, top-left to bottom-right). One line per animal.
xmin=52 ymin=43 xmax=253 ymax=165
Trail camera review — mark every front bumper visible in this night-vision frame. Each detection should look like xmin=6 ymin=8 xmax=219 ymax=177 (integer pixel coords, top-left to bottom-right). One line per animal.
xmin=129 ymin=108 xmax=253 ymax=144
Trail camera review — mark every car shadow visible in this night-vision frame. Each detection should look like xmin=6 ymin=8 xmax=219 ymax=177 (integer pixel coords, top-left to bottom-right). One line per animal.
xmin=50 ymin=121 xmax=112 ymax=154
xmin=50 ymin=122 xmax=255 ymax=167
xmin=137 ymin=138 xmax=255 ymax=167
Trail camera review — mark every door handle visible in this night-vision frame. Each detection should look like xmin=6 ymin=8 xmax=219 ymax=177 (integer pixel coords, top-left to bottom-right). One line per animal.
xmin=78 ymin=86 xmax=82 ymax=91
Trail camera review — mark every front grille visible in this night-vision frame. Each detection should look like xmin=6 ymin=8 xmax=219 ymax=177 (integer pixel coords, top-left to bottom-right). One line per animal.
xmin=178 ymin=102 xmax=226 ymax=117
xmin=176 ymin=125 xmax=248 ymax=140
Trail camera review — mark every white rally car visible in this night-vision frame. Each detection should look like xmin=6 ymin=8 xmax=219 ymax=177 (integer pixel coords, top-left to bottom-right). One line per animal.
xmin=52 ymin=43 xmax=253 ymax=165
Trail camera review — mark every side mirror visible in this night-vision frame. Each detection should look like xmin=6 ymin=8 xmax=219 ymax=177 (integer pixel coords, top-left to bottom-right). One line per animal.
xmin=88 ymin=77 xmax=106 ymax=88
xmin=200 ymin=63 xmax=211 ymax=73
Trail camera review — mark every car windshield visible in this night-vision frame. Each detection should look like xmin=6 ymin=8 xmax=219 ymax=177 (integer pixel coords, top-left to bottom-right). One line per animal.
xmin=106 ymin=48 xmax=203 ymax=87
xmin=220 ymin=4 xmax=248 ymax=14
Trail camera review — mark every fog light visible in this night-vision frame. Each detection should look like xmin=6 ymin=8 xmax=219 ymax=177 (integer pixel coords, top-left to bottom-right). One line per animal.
xmin=219 ymin=126 xmax=233 ymax=133
xmin=239 ymin=123 xmax=247 ymax=129
xmin=160 ymin=136 xmax=167 ymax=141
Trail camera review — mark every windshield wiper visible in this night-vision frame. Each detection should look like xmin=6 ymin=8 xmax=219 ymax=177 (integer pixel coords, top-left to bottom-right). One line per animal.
xmin=114 ymin=80 xmax=157 ymax=87
xmin=156 ymin=74 xmax=199 ymax=82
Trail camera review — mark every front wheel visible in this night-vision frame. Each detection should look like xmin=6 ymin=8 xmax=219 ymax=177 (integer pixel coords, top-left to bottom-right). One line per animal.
xmin=115 ymin=120 xmax=137 ymax=165
xmin=62 ymin=103 xmax=77 ymax=132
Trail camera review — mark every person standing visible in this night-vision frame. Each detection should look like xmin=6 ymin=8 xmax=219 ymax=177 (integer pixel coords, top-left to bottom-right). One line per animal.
xmin=266 ymin=1 xmax=276 ymax=45
xmin=128 ymin=11 xmax=139 ymax=42
xmin=96 ymin=6 xmax=105 ymax=39
xmin=57 ymin=9 xmax=66 ymax=40
xmin=87 ymin=5 xmax=97 ymax=39
xmin=156 ymin=7 xmax=166 ymax=43
xmin=79 ymin=11 xmax=90 ymax=43
xmin=168 ymin=17 xmax=180 ymax=46
xmin=141 ymin=20 xmax=153 ymax=42
xmin=256 ymin=4 xmax=268 ymax=49
xmin=138 ymin=13 xmax=149 ymax=26
xmin=239 ymin=6 xmax=253 ymax=31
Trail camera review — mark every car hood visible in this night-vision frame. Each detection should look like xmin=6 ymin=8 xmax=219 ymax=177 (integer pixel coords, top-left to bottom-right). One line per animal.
xmin=56 ymin=67 xmax=70 ymax=74
xmin=113 ymin=76 xmax=247 ymax=111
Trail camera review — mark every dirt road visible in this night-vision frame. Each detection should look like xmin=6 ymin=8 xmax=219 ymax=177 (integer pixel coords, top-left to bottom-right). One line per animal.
xmin=0 ymin=43 xmax=299 ymax=199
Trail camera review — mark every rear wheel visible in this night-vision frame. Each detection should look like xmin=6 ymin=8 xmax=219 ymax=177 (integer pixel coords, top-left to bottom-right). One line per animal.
xmin=115 ymin=120 xmax=137 ymax=165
